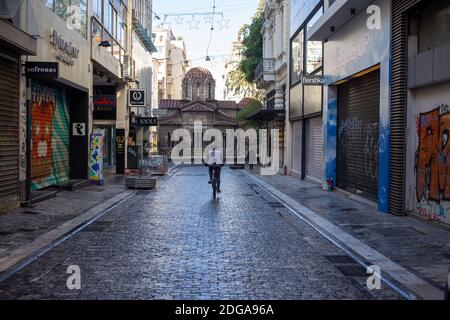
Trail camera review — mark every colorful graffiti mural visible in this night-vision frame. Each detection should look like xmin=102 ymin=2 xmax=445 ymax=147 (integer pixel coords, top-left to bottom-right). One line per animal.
xmin=415 ymin=104 xmax=450 ymax=221
xmin=31 ymin=82 xmax=70 ymax=190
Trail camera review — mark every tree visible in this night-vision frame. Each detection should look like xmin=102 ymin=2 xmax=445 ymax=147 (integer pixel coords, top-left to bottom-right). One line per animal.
xmin=239 ymin=1 xmax=264 ymax=83
xmin=225 ymin=1 xmax=264 ymax=99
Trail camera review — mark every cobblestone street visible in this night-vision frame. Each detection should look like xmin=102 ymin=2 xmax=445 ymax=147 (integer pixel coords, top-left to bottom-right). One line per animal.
xmin=0 ymin=166 xmax=403 ymax=300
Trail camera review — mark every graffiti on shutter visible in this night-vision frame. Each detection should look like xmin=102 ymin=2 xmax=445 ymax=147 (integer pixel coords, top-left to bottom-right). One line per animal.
xmin=31 ymin=81 xmax=70 ymax=190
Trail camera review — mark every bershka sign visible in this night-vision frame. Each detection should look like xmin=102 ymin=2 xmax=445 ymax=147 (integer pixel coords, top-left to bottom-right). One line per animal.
xmin=302 ymin=74 xmax=325 ymax=86
xmin=128 ymin=89 xmax=147 ymax=107
xmin=50 ymin=30 xmax=80 ymax=66
xmin=25 ymin=62 xmax=59 ymax=79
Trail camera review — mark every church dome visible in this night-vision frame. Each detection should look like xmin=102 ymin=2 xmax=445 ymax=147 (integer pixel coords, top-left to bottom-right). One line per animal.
xmin=185 ymin=67 xmax=214 ymax=81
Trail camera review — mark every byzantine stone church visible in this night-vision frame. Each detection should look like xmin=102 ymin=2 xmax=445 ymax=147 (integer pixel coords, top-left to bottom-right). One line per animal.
xmin=158 ymin=67 xmax=243 ymax=154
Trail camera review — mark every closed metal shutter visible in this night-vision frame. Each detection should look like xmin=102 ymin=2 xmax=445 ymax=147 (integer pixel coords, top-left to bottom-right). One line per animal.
xmin=31 ymin=81 xmax=70 ymax=190
xmin=0 ymin=52 xmax=20 ymax=210
xmin=292 ymin=120 xmax=302 ymax=175
xmin=337 ymin=70 xmax=380 ymax=202
xmin=306 ymin=116 xmax=323 ymax=183
xmin=390 ymin=0 xmax=421 ymax=215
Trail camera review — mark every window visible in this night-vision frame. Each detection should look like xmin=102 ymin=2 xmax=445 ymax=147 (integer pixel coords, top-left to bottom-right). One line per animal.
xmin=93 ymin=0 xmax=102 ymax=21
xmin=306 ymin=8 xmax=323 ymax=74
xmin=43 ymin=0 xmax=87 ymax=38
xmin=291 ymin=30 xmax=304 ymax=85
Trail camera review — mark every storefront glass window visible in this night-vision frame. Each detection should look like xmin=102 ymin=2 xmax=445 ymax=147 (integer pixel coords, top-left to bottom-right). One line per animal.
xmin=291 ymin=30 xmax=304 ymax=85
xmin=306 ymin=8 xmax=323 ymax=74
xmin=289 ymin=83 xmax=303 ymax=119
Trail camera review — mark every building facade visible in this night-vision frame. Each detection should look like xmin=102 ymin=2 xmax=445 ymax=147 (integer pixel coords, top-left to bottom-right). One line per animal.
xmin=0 ymin=0 xmax=37 ymax=212
xmin=154 ymin=27 xmax=190 ymax=101
xmin=287 ymin=0 xmax=324 ymax=182
xmin=307 ymin=0 xmax=391 ymax=212
xmin=253 ymin=0 xmax=289 ymax=171
xmin=390 ymin=0 xmax=450 ymax=226
xmin=2 ymin=0 xmax=155 ymax=208
xmin=158 ymin=67 xmax=242 ymax=158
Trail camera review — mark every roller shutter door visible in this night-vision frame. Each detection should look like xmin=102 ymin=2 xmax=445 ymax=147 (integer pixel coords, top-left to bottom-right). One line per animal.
xmin=337 ymin=70 xmax=380 ymax=202
xmin=292 ymin=120 xmax=302 ymax=175
xmin=306 ymin=116 xmax=323 ymax=183
xmin=31 ymin=81 xmax=70 ymax=190
xmin=0 ymin=52 xmax=20 ymax=211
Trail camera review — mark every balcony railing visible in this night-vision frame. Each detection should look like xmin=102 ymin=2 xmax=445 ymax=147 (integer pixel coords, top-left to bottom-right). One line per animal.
xmin=255 ymin=58 xmax=276 ymax=82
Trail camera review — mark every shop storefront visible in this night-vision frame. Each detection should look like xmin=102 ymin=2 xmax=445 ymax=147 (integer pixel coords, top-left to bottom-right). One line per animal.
xmin=310 ymin=0 xmax=391 ymax=212
xmin=289 ymin=2 xmax=324 ymax=181
xmin=0 ymin=12 xmax=37 ymax=210
xmin=93 ymin=88 xmax=118 ymax=168
xmin=0 ymin=49 xmax=22 ymax=210
xmin=24 ymin=0 xmax=91 ymax=195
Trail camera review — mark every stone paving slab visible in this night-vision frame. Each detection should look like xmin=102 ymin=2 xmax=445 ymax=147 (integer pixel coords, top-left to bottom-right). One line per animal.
xmin=0 ymin=166 xmax=403 ymax=300
xmin=249 ymin=168 xmax=450 ymax=298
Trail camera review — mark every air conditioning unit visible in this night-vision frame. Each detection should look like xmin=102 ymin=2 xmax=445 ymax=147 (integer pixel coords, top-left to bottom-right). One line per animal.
xmin=122 ymin=55 xmax=136 ymax=81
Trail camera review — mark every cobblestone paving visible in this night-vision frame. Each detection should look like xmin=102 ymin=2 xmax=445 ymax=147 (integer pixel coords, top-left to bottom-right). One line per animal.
xmin=0 ymin=166 xmax=402 ymax=300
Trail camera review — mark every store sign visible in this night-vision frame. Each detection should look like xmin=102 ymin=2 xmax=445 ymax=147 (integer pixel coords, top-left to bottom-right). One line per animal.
xmin=116 ymin=129 xmax=126 ymax=174
xmin=128 ymin=89 xmax=147 ymax=107
xmin=130 ymin=116 xmax=158 ymax=127
xmin=50 ymin=30 xmax=80 ymax=66
xmin=302 ymin=74 xmax=325 ymax=86
xmin=25 ymin=62 xmax=59 ymax=79
xmin=93 ymin=95 xmax=117 ymax=120
xmin=72 ymin=123 xmax=86 ymax=136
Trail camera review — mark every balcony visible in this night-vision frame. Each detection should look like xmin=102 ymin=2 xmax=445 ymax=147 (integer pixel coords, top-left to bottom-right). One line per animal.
xmin=255 ymin=58 xmax=276 ymax=89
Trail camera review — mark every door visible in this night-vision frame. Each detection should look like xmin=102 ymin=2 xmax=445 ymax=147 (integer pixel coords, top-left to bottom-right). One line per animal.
xmin=292 ymin=120 xmax=303 ymax=175
xmin=337 ymin=69 xmax=380 ymax=201
xmin=306 ymin=116 xmax=324 ymax=183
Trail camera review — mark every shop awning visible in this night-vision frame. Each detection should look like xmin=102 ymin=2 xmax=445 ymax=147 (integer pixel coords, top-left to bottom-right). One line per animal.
xmin=132 ymin=18 xmax=157 ymax=54
xmin=0 ymin=19 xmax=36 ymax=56
xmin=245 ymin=108 xmax=285 ymax=121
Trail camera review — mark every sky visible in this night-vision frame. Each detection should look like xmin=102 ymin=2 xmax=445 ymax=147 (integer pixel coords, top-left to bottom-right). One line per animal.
xmin=153 ymin=0 xmax=260 ymax=100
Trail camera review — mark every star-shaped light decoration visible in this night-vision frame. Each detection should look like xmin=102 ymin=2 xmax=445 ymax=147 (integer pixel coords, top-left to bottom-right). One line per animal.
xmin=188 ymin=15 xmax=200 ymax=30
xmin=174 ymin=15 xmax=184 ymax=25
xmin=217 ymin=18 xmax=230 ymax=30
xmin=203 ymin=15 xmax=213 ymax=24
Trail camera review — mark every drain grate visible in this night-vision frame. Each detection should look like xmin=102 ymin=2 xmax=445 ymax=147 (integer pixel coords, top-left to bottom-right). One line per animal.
xmin=81 ymin=221 xmax=113 ymax=233
xmin=325 ymin=255 xmax=358 ymax=264
xmin=16 ymin=228 xmax=35 ymax=234
xmin=0 ymin=231 xmax=13 ymax=236
xmin=374 ymin=227 xmax=425 ymax=237
xmin=335 ymin=264 xmax=368 ymax=277
xmin=176 ymin=174 xmax=208 ymax=177
xmin=21 ymin=210 xmax=42 ymax=215
xmin=269 ymin=202 xmax=285 ymax=208
xmin=340 ymin=208 xmax=358 ymax=212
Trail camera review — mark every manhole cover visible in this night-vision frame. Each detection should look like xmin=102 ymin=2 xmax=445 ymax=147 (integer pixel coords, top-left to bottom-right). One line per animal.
xmin=335 ymin=265 xmax=368 ymax=277
xmin=81 ymin=221 xmax=113 ymax=233
xmin=325 ymin=255 xmax=358 ymax=264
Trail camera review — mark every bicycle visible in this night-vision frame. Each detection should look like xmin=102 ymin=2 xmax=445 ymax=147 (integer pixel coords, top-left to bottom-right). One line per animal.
xmin=209 ymin=164 xmax=221 ymax=200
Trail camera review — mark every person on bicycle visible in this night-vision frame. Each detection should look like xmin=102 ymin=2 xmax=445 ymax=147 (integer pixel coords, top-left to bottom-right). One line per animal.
xmin=206 ymin=147 xmax=223 ymax=193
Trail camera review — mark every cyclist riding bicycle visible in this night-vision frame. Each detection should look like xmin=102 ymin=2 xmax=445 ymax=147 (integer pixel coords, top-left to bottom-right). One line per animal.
xmin=205 ymin=147 xmax=223 ymax=193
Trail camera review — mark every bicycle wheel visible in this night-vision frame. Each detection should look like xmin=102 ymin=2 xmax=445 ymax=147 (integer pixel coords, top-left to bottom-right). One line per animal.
xmin=212 ymin=178 xmax=217 ymax=200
